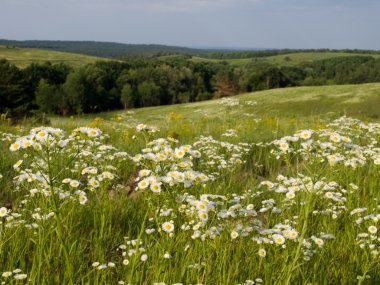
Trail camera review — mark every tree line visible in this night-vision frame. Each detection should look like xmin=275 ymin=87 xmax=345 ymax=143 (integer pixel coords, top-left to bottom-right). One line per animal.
xmin=1 ymin=55 xmax=380 ymax=118
xmin=206 ymin=49 xmax=380 ymax=59
xmin=0 ymin=39 xmax=214 ymax=58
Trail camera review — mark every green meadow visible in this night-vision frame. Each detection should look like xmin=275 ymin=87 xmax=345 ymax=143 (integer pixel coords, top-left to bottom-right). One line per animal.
xmin=0 ymin=46 xmax=108 ymax=68
xmin=0 ymin=83 xmax=379 ymax=284
xmin=192 ymin=52 xmax=380 ymax=66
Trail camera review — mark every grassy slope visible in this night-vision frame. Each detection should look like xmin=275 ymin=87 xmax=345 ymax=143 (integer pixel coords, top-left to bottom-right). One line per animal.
xmin=1 ymin=83 xmax=380 ymax=284
xmin=50 ymin=83 xmax=380 ymax=143
xmin=0 ymin=45 xmax=109 ymax=68
xmin=2 ymin=47 xmax=379 ymax=68
xmin=109 ymin=83 xmax=380 ymax=123
xmin=192 ymin=52 xmax=380 ymax=66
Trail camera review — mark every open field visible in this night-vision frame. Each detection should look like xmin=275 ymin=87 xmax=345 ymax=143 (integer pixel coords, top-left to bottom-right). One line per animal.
xmin=63 ymin=83 xmax=380 ymax=135
xmin=192 ymin=52 xmax=380 ymax=66
xmin=0 ymin=46 xmax=108 ymax=68
xmin=0 ymin=83 xmax=380 ymax=284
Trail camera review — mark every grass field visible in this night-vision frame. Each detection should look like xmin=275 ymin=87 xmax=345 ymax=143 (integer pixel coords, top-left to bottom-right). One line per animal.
xmin=0 ymin=45 xmax=108 ymax=68
xmin=192 ymin=52 xmax=380 ymax=66
xmin=2 ymin=46 xmax=379 ymax=69
xmin=0 ymin=83 xmax=380 ymax=284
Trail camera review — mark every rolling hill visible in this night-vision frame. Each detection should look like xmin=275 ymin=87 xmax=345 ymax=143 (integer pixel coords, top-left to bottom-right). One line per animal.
xmin=0 ymin=45 xmax=109 ymax=68
xmin=191 ymin=52 xmax=380 ymax=66
xmin=50 ymin=83 xmax=380 ymax=137
xmin=0 ymin=39 xmax=219 ymax=58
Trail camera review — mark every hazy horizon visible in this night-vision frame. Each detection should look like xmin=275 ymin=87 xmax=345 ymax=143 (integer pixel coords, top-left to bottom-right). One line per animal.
xmin=1 ymin=0 xmax=380 ymax=50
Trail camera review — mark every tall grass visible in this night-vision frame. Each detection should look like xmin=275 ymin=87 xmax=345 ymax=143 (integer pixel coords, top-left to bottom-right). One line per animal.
xmin=0 ymin=86 xmax=379 ymax=284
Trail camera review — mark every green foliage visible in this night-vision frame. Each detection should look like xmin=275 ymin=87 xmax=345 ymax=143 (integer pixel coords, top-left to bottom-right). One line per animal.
xmin=121 ymin=83 xmax=134 ymax=109
xmin=0 ymin=59 xmax=29 ymax=117
xmin=35 ymin=79 xmax=60 ymax=113
xmin=137 ymin=81 xmax=160 ymax=107
xmin=0 ymin=45 xmax=106 ymax=68
xmin=0 ymin=39 xmax=214 ymax=58
xmin=2 ymin=49 xmax=380 ymax=118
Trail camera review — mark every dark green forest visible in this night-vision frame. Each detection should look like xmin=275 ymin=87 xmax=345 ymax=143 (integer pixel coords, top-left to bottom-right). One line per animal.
xmin=0 ymin=40 xmax=217 ymax=58
xmin=2 ymin=39 xmax=380 ymax=59
xmin=1 ymin=54 xmax=380 ymax=118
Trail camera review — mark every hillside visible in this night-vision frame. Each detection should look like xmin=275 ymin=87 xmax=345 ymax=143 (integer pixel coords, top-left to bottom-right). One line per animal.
xmin=123 ymin=83 xmax=380 ymax=120
xmin=2 ymin=83 xmax=380 ymax=284
xmin=0 ymin=39 xmax=218 ymax=58
xmin=2 ymin=40 xmax=380 ymax=61
xmin=50 ymin=83 xmax=380 ymax=137
xmin=0 ymin=45 xmax=109 ymax=68
xmin=192 ymin=52 xmax=380 ymax=66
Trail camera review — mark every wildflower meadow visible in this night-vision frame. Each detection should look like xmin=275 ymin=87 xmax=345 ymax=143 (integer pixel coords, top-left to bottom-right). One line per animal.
xmin=0 ymin=88 xmax=380 ymax=285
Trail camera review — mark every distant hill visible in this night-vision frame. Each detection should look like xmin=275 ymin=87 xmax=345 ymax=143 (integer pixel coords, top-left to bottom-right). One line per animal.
xmin=2 ymin=39 xmax=379 ymax=60
xmin=0 ymin=45 xmax=109 ymax=68
xmin=191 ymin=52 xmax=380 ymax=66
xmin=0 ymin=39 xmax=220 ymax=58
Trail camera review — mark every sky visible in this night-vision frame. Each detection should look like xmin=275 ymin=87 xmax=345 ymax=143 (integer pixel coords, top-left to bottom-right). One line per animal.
xmin=1 ymin=0 xmax=380 ymax=50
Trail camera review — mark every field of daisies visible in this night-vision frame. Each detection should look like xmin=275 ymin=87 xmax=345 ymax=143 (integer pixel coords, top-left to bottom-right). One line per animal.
xmin=0 ymin=92 xmax=380 ymax=284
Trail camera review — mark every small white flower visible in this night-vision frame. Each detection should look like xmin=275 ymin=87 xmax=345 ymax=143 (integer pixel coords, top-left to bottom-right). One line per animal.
xmin=369 ymin=226 xmax=377 ymax=234
xmin=279 ymin=141 xmax=289 ymax=152
xmin=299 ymin=130 xmax=312 ymax=139
xmin=162 ymin=222 xmax=174 ymax=233
xmin=79 ymin=194 xmax=88 ymax=205
xmin=138 ymin=179 xmax=149 ymax=190
xmin=273 ymin=234 xmax=285 ymax=245
xmin=1 ymin=272 xmax=12 ymax=278
xmin=10 ymin=142 xmax=21 ymax=151
xmin=0 ymin=207 xmax=8 ymax=217
xmin=258 ymin=248 xmax=266 ymax=257
xmin=286 ymin=192 xmax=295 ymax=199
xmin=70 ymin=180 xmax=80 ymax=188
xmin=314 ymin=238 xmax=324 ymax=247
xmin=97 ymin=264 xmax=107 ymax=270
xmin=14 ymin=273 xmax=28 ymax=280
xmin=230 ymin=231 xmax=239 ymax=239
xmin=122 ymin=259 xmax=129 ymax=266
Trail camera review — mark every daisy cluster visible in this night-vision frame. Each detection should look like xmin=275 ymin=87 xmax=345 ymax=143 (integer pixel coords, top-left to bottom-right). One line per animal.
xmin=133 ymin=137 xmax=209 ymax=191
xmin=221 ymin=129 xmax=238 ymax=138
xmin=1 ymin=116 xmax=378 ymax=283
xmin=1 ymin=268 xmax=28 ymax=282
xmin=145 ymin=187 xmax=331 ymax=261
xmin=237 ymin=278 xmax=263 ymax=285
xmin=136 ymin=123 xmax=160 ymax=133
xmin=351 ymin=207 xmax=380 ymax=258
xmin=193 ymin=135 xmax=251 ymax=174
xmin=260 ymin=175 xmax=356 ymax=218
xmin=271 ymin=117 xmax=380 ymax=168
xmin=219 ymin=97 xmax=240 ymax=107
xmin=0 ymin=130 xmax=17 ymax=143
xmin=2 ymin=127 xmax=129 ymax=229
xmin=244 ymin=100 xmax=258 ymax=106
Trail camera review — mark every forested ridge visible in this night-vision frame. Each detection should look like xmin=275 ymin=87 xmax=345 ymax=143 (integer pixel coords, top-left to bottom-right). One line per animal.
xmin=0 ymin=40 xmax=216 ymax=58
xmin=2 ymin=39 xmax=380 ymax=58
xmin=1 ymin=52 xmax=380 ymax=118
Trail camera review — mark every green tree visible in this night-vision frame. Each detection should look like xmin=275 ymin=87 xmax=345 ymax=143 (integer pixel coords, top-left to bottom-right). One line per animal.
xmin=121 ymin=83 xmax=134 ymax=109
xmin=35 ymin=79 xmax=59 ymax=113
xmin=0 ymin=60 xmax=29 ymax=117
xmin=62 ymin=69 xmax=87 ymax=115
xmin=137 ymin=81 xmax=160 ymax=107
